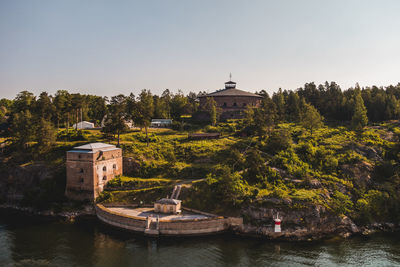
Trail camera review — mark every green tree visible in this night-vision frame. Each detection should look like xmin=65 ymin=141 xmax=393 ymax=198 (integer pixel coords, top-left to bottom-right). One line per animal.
xmin=243 ymin=148 xmax=268 ymax=184
xmin=133 ymin=90 xmax=154 ymax=146
xmin=153 ymin=95 xmax=169 ymax=119
xmin=103 ymin=95 xmax=128 ymax=146
xmin=206 ymin=165 xmax=247 ymax=205
xmin=204 ymin=97 xmax=217 ymax=126
xmin=272 ymin=89 xmax=285 ymax=121
xmin=264 ymin=129 xmax=291 ymax=154
xmin=35 ymin=92 xmax=54 ymax=121
xmin=260 ymin=95 xmax=277 ymax=136
xmin=54 ymin=90 xmax=69 ymax=130
xmin=87 ymin=95 xmax=107 ymax=126
xmin=351 ymin=91 xmax=368 ymax=131
xmin=161 ymin=89 xmax=172 ymax=118
xmin=35 ymin=118 xmax=56 ymax=154
xmin=12 ymin=91 xmax=35 ymax=114
xmin=11 ymin=110 xmax=35 ymax=149
xmin=243 ymin=95 xmax=277 ymax=140
xmin=285 ymin=91 xmax=301 ymax=122
xmin=300 ymin=103 xmax=324 ymax=136
xmin=170 ymin=91 xmax=188 ymax=121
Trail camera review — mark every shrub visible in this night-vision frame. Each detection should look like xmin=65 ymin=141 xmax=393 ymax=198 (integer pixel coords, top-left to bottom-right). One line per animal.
xmin=57 ymin=129 xmax=87 ymax=141
xmin=329 ymin=190 xmax=353 ymax=215
xmin=264 ymin=129 xmax=291 ymax=154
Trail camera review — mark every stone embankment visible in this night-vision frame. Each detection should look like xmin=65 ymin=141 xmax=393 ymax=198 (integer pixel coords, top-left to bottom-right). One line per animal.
xmin=95 ymin=204 xmax=243 ymax=236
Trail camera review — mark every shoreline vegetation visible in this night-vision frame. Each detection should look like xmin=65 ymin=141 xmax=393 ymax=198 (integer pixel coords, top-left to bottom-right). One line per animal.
xmin=1 ymin=82 xmax=400 ymax=240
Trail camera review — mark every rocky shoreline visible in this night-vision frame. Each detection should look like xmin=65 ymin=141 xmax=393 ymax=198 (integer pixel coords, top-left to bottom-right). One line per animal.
xmin=238 ymin=204 xmax=400 ymax=241
xmin=237 ymin=220 xmax=400 ymax=241
xmin=0 ymin=203 xmax=96 ymax=222
xmin=1 ymin=203 xmax=399 ymax=241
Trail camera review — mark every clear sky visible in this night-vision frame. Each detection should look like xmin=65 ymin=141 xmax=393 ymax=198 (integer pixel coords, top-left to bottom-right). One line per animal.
xmin=1 ymin=0 xmax=400 ymax=99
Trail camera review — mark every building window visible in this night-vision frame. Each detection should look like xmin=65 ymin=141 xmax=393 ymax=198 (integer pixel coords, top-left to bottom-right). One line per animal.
xmin=223 ymin=102 xmax=227 ymax=107
xmin=233 ymin=102 xmax=237 ymax=107
xmin=170 ymin=206 xmax=173 ymax=212
xmin=78 ymin=155 xmax=81 ymax=159
xmin=103 ymin=166 xmax=106 ymax=171
xmin=113 ymin=164 xmax=116 ymax=169
xmin=243 ymin=103 xmax=247 ymax=107
xmin=79 ymin=178 xmax=84 ymax=183
xmin=103 ymin=176 xmax=107 ymax=180
xmin=79 ymin=168 xmax=84 ymax=173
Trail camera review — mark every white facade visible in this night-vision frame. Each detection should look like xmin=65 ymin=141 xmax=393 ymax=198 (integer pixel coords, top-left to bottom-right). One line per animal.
xmin=151 ymin=119 xmax=172 ymax=128
xmin=72 ymin=121 xmax=95 ymax=129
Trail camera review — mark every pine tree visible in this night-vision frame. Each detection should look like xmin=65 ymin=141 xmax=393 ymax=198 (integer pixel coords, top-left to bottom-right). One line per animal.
xmin=351 ymin=92 xmax=368 ymax=131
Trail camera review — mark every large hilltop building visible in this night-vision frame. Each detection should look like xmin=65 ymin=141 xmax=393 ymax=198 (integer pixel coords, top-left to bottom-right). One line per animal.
xmin=65 ymin=143 xmax=122 ymax=201
xmin=198 ymin=78 xmax=263 ymax=120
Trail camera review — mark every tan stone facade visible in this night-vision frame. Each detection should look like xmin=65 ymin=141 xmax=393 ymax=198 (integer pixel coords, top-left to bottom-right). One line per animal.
xmin=198 ymin=80 xmax=263 ymax=120
xmin=65 ymin=143 xmax=122 ymax=201
xmin=154 ymin=198 xmax=182 ymax=214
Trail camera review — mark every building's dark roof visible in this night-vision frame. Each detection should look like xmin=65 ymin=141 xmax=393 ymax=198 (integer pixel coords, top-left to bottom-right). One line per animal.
xmin=199 ymin=88 xmax=263 ymax=98
xmin=156 ymin=198 xmax=181 ymax=205
xmin=225 ymin=80 xmax=236 ymax=84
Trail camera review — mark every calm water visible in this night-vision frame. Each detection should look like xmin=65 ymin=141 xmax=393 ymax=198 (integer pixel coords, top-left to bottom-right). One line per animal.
xmin=1 ymin=211 xmax=400 ymax=267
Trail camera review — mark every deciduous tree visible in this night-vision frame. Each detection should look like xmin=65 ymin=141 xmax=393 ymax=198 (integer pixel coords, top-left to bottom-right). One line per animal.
xmin=300 ymin=103 xmax=324 ymax=136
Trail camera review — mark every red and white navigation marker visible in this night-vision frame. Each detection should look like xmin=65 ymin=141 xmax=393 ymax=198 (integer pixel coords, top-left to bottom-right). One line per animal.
xmin=274 ymin=213 xmax=282 ymax=233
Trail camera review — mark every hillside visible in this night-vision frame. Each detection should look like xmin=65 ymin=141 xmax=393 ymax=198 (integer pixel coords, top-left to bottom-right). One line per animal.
xmin=1 ymin=121 xmax=400 ymax=239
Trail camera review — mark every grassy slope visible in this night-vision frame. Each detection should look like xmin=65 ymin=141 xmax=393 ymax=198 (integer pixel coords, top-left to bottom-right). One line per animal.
xmin=3 ymin=122 xmax=399 ymax=222
xmin=94 ymin=122 xmax=399 ymax=222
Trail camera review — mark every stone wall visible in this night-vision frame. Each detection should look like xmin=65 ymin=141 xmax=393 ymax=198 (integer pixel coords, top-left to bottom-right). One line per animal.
xmin=95 ymin=204 xmax=243 ymax=236
xmin=96 ymin=204 xmax=147 ymax=232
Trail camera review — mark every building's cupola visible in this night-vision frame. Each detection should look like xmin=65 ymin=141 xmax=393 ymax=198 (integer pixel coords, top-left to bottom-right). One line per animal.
xmin=225 ymin=73 xmax=236 ymax=89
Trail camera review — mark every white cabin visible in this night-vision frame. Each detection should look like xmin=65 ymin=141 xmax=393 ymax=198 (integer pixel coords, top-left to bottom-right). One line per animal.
xmin=72 ymin=121 xmax=95 ymax=129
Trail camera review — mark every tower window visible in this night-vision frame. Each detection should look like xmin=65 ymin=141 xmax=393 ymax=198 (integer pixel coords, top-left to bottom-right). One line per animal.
xmin=103 ymin=166 xmax=106 ymax=171
xmin=103 ymin=176 xmax=107 ymax=180
xmin=113 ymin=164 xmax=116 ymax=169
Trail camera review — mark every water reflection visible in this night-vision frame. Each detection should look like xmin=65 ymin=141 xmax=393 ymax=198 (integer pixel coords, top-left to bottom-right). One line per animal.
xmin=0 ymin=210 xmax=399 ymax=267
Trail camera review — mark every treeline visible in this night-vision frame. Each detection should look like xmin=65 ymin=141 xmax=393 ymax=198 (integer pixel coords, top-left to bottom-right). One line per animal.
xmin=0 ymin=89 xmax=204 ymax=151
xmin=1 ymin=82 xmax=400 ymax=151
xmin=265 ymin=82 xmax=400 ymax=123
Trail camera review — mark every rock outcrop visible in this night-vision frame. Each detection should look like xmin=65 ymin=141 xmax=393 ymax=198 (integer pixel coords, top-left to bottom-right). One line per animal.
xmin=0 ymin=161 xmax=61 ymax=203
xmin=239 ymin=203 xmax=360 ymax=241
